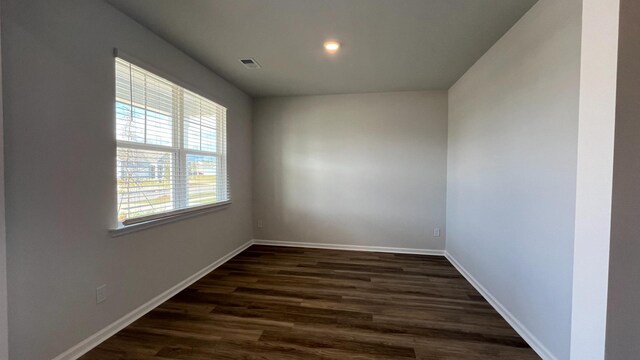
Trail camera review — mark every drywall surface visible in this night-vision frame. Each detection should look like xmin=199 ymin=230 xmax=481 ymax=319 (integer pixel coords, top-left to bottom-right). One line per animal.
xmin=570 ymin=0 xmax=620 ymax=358
xmin=1 ymin=0 xmax=252 ymax=358
xmin=253 ymin=91 xmax=448 ymax=250
xmin=446 ymin=0 xmax=581 ymax=358
xmin=0 ymin=6 xmax=8 ymax=359
xmin=605 ymin=0 xmax=638 ymax=358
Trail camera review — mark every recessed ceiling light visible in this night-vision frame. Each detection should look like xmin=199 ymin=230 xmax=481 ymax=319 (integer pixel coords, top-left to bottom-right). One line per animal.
xmin=323 ymin=40 xmax=341 ymax=54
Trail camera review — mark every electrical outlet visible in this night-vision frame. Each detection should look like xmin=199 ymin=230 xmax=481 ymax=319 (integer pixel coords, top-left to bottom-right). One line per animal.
xmin=434 ymin=228 xmax=441 ymax=237
xmin=257 ymin=220 xmax=263 ymax=229
xmin=96 ymin=284 xmax=107 ymax=304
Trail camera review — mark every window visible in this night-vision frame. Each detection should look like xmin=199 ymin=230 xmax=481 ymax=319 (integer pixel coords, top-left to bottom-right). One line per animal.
xmin=115 ymin=58 xmax=229 ymax=226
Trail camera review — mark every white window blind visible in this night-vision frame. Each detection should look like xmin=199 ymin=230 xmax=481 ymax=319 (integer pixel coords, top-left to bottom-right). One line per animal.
xmin=115 ymin=57 xmax=229 ymax=226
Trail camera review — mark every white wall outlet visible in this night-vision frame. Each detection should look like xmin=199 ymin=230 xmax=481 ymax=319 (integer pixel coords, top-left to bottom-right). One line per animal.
xmin=257 ymin=220 xmax=263 ymax=229
xmin=96 ymin=284 xmax=107 ymax=304
xmin=434 ymin=228 xmax=441 ymax=237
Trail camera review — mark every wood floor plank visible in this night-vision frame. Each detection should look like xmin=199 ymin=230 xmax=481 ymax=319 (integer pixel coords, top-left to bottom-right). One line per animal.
xmin=81 ymin=245 xmax=540 ymax=359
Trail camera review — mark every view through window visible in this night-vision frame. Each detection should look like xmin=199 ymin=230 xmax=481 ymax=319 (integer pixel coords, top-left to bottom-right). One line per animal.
xmin=115 ymin=58 xmax=228 ymax=225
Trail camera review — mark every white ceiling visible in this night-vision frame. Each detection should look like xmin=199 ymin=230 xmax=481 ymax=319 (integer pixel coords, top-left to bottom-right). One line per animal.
xmin=107 ymin=0 xmax=538 ymax=97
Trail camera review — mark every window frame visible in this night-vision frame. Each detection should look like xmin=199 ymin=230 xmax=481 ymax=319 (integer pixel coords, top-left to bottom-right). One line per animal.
xmin=112 ymin=53 xmax=230 ymax=232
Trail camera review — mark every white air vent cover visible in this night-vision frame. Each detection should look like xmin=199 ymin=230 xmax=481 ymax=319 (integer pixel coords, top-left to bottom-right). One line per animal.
xmin=239 ymin=58 xmax=261 ymax=69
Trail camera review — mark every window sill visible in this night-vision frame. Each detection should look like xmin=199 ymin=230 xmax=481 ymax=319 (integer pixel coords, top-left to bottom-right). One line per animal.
xmin=109 ymin=202 xmax=231 ymax=237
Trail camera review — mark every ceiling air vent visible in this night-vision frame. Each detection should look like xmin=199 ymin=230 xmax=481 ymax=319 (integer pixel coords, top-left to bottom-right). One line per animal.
xmin=239 ymin=58 xmax=261 ymax=69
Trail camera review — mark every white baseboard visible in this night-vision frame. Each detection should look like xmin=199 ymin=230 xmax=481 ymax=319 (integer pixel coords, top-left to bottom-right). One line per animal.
xmin=53 ymin=239 xmax=254 ymax=360
xmin=252 ymin=239 xmax=445 ymax=256
xmin=444 ymin=251 xmax=557 ymax=360
xmin=53 ymin=240 xmax=552 ymax=360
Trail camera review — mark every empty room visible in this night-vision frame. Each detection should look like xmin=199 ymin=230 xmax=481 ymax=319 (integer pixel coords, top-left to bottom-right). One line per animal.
xmin=0 ymin=0 xmax=638 ymax=359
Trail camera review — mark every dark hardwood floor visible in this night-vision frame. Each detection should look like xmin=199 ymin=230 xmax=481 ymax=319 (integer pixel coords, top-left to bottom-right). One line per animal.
xmin=81 ymin=245 xmax=540 ymax=359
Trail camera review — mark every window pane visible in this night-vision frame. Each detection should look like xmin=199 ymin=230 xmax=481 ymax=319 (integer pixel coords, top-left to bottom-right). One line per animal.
xmin=182 ymin=90 xmax=219 ymax=152
xmin=115 ymin=58 xmax=174 ymax=147
xmin=117 ymin=147 xmax=174 ymax=222
xmin=183 ymin=91 xmax=202 ymax=151
xmin=115 ymin=60 xmax=132 ymax=103
xmin=144 ymin=108 xmax=173 ymax=147
xmin=201 ymin=126 xmax=216 ymax=152
xmin=186 ymin=154 xmax=217 ymax=207
xmin=143 ymin=75 xmax=174 ymax=147
xmin=115 ymin=102 xmax=145 ymax=143
xmin=183 ymin=119 xmax=200 ymax=150
xmin=200 ymin=108 xmax=218 ymax=129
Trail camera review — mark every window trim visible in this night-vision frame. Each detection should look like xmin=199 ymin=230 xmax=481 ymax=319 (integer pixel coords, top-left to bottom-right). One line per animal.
xmin=109 ymin=201 xmax=231 ymax=237
xmin=112 ymin=49 xmax=231 ymax=232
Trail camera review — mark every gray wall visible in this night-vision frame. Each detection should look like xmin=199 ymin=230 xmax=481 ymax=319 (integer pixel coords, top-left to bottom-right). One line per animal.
xmin=606 ymin=0 xmax=640 ymax=357
xmin=253 ymin=91 xmax=448 ymax=250
xmin=446 ymin=0 xmax=581 ymax=359
xmin=1 ymin=0 xmax=252 ymax=359
xmin=0 ymin=5 xmax=7 ymax=358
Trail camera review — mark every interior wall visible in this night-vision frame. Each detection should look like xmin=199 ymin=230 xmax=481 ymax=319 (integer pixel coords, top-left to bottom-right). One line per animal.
xmin=570 ymin=0 xmax=620 ymax=358
xmin=0 ymin=4 xmax=8 ymax=358
xmin=446 ymin=0 xmax=582 ymax=359
xmin=605 ymin=0 xmax=639 ymax=357
xmin=1 ymin=0 xmax=252 ymax=359
xmin=253 ymin=91 xmax=448 ymax=251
